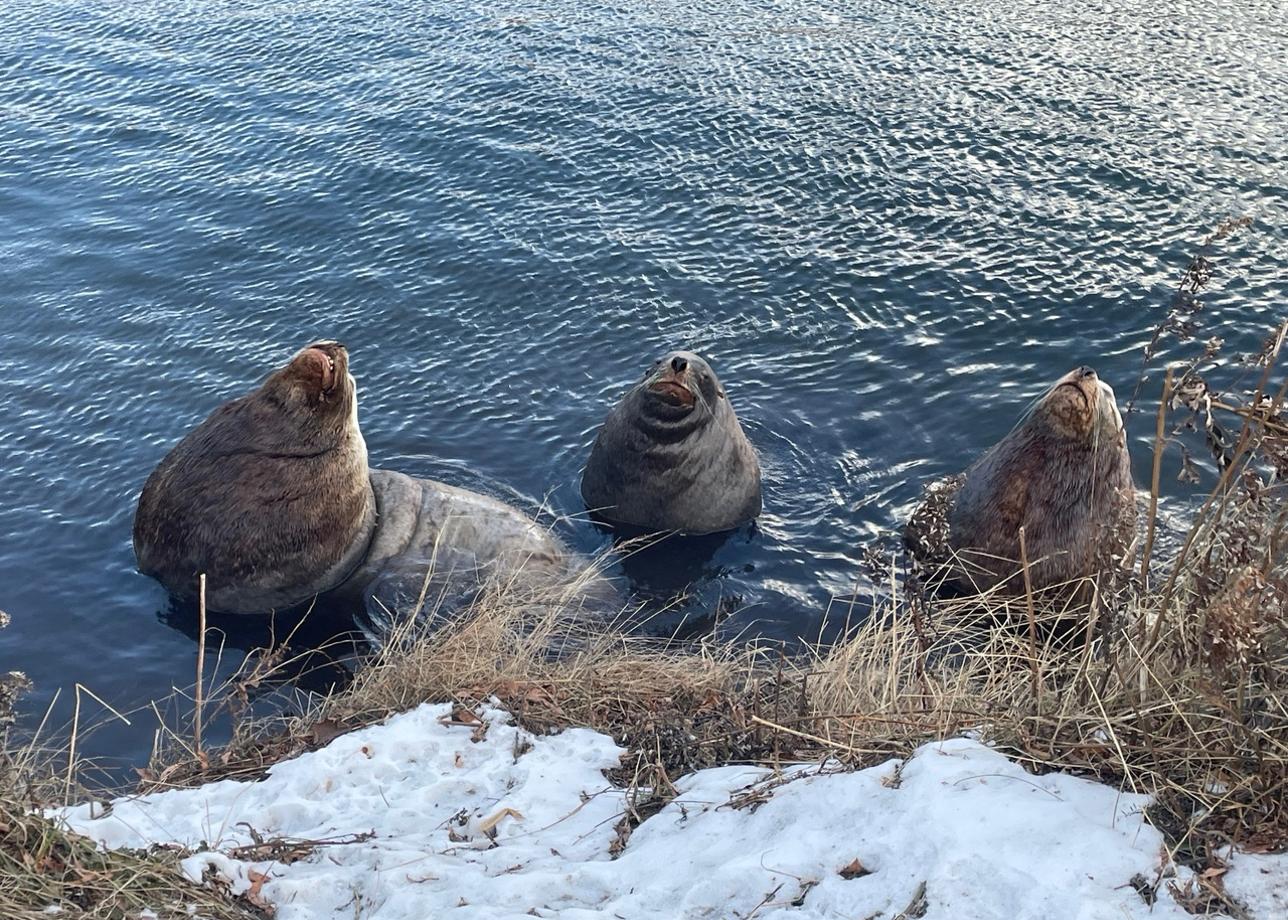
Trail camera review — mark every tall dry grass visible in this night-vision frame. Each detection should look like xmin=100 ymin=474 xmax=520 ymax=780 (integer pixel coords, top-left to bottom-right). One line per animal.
xmin=0 ymin=614 xmax=265 ymax=920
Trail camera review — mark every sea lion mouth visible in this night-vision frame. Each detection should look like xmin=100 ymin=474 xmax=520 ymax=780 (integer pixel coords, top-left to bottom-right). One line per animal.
xmin=648 ymin=379 xmax=696 ymax=408
xmin=301 ymin=341 xmax=347 ymax=396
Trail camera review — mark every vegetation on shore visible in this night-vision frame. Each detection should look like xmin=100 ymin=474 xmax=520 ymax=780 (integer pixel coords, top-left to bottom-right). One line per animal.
xmin=2 ymin=220 xmax=1283 ymax=917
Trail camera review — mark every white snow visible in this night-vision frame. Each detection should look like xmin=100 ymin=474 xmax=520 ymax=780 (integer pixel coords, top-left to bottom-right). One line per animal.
xmin=1224 ymin=849 xmax=1288 ymax=920
xmin=55 ymin=703 xmax=1284 ymax=920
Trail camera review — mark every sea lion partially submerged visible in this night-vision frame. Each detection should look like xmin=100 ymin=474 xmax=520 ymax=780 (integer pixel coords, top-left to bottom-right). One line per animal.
xmin=134 ymin=342 xmax=610 ymax=627
xmin=905 ymin=366 xmax=1137 ymax=594
xmin=581 ymin=351 xmax=762 ymax=535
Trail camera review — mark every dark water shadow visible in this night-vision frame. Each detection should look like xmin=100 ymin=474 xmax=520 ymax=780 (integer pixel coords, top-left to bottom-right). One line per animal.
xmin=157 ymin=595 xmax=363 ymax=700
xmin=590 ymin=521 xmax=762 ymax=641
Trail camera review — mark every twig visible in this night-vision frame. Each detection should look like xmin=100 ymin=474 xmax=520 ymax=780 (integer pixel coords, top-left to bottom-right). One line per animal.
xmin=1210 ymin=400 xmax=1288 ymax=436
xmin=749 ymin=715 xmax=884 ymax=757
xmin=65 ymin=685 xmax=81 ymax=800
xmin=195 ymin=573 xmax=207 ymax=757
xmin=1153 ymin=319 xmax=1288 ymax=644
xmin=1017 ymin=527 xmax=1041 ymax=710
xmin=1140 ymin=366 xmax=1173 ymax=589
xmin=894 ymin=881 xmax=929 ymax=920
xmin=744 ymin=883 xmax=784 ymax=919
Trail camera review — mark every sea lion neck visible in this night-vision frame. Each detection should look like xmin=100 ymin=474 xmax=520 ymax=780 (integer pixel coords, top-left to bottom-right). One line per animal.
xmin=630 ymin=388 xmax=707 ymax=443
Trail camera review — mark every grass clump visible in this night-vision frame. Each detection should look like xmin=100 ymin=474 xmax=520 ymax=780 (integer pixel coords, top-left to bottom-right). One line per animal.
xmin=0 ymin=614 xmax=263 ymax=920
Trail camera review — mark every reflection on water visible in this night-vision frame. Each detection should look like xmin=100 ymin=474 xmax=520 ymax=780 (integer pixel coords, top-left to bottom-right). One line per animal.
xmin=0 ymin=0 xmax=1284 ymax=771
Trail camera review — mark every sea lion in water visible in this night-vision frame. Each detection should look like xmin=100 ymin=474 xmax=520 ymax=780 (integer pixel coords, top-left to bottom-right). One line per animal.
xmin=905 ymin=366 xmax=1136 ymax=594
xmin=134 ymin=342 xmax=610 ymax=625
xmin=581 ymin=351 xmax=762 ymax=535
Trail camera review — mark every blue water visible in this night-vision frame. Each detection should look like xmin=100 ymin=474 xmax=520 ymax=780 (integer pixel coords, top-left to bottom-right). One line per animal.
xmin=1 ymin=0 xmax=1286 ymax=776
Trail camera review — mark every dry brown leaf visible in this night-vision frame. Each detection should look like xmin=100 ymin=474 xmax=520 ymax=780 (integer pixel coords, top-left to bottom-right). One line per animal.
xmin=839 ymin=858 xmax=872 ymax=880
xmin=478 ymin=807 xmax=525 ymax=835
xmin=439 ymin=706 xmax=483 ymax=727
xmin=244 ymin=869 xmax=274 ymax=912
xmin=310 ymin=719 xmax=346 ymax=746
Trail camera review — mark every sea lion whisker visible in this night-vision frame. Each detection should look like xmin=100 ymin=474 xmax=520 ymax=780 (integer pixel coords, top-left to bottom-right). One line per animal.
xmin=1006 ymin=383 xmax=1056 ymax=435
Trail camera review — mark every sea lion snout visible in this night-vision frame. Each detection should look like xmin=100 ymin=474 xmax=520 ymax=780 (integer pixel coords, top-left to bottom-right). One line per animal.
xmin=303 ymin=348 xmax=337 ymax=391
xmin=288 ymin=341 xmax=348 ymax=398
xmin=646 ymin=351 xmax=703 ymax=410
xmin=1043 ymin=365 xmax=1105 ymax=437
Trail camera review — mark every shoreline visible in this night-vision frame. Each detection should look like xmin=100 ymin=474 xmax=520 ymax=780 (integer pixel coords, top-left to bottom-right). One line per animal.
xmin=5 ymin=311 xmax=1288 ymax=916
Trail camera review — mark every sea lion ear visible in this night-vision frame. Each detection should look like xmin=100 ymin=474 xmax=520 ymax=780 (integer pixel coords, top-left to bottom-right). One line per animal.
xmin=717 ymin=387 xmax=725 ymax=399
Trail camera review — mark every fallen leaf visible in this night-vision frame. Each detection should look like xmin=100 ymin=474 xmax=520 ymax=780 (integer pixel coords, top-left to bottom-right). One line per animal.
xmin=310 ymin=719 xmax=346 ymax=746
xmin=478 ymin=807 xmax=525 ymax=835
xmin=244 ymin=869 xmax=273 ymax=911
xmin=839 ymin=858 xmax=871 ymax=880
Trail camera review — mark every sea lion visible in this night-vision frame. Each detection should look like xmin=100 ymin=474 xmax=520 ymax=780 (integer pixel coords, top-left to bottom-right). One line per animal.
xmin=905 ymin=366 xmax=1137 ymax=594
xmin=581 ymin=350 xmax=762 ymax=535
xmin=134 ymin=342 xmax=610 ymax=627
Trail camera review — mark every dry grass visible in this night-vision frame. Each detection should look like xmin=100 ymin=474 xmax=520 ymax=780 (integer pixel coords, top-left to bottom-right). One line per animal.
xmin=143 ymin=555 xmax=791 ymax=797
xmin=0 ymin=617 xmax=263 ymax=920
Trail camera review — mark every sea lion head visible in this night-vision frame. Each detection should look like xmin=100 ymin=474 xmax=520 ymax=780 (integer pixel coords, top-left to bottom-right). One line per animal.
xmin=133 ymin=340 xmax=376 ymax=614
xmin=634 ymin=350 xmax=726 ymax=434
xmin=1028 ymin=365 xmax=1125 ymax=450
xmin=581 ymin=350 xmax=762 ymax=534
xmin=259 ymin=341 xmax=357 ymax=440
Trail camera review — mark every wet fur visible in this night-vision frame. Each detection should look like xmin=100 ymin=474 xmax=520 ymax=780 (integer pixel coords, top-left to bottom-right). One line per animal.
xmin=133 ymin=343 xmax=375 ymax=613
xmin=581 ymin=351 xmax=762 ymax=535
xmin=907 ymin=368 xmax=1137 ymax=593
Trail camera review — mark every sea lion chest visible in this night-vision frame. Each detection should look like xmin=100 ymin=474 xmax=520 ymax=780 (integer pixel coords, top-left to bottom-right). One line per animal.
xmin=583 ymin=407 xmax=762 ymax=535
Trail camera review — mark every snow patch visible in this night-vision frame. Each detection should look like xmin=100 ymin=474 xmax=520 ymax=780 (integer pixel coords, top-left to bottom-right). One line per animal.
xmin=55 ymin=703 xmax=1283 ymax=919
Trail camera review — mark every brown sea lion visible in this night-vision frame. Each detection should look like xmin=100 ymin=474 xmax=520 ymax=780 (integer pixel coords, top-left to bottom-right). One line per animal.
xmin=581 ymin=351 xmax=762 ymax=535
xmin=134 ymin=342 xmax=611 ymax=629
xmin=905 ymin=366 xmax=1137 ymax=594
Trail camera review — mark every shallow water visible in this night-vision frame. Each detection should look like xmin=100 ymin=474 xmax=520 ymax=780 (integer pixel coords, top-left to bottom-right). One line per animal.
xmin=1 ymin=0 xmax=1286 ymax=776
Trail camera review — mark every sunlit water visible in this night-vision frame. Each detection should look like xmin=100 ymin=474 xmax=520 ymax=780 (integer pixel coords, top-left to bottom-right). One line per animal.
xmin=1 ymin=0 xmax=1285 ymax=777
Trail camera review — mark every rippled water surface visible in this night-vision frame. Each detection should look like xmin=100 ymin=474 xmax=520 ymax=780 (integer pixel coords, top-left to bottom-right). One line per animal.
xmin=2 ymin=0 xmax=1286 ymax=774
